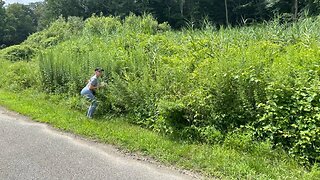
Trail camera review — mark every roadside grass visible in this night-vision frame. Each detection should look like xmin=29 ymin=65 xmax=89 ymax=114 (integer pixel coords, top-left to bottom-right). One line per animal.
xmin=1 ymin=89 xmax=319 ymax=179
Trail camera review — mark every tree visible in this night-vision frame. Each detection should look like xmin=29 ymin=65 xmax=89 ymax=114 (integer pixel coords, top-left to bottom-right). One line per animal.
xmin=42 ymin=0 xmax=84 ymax=26
xmin=148 ymin=0 xmax=180 ymax=27
xmin=293 ymin=0 xmax=298 ymax=20
xmin=4 ymin=3 xmax=37 ymax=45
xmin=225 ymin=0 xmax=229 ymax=25
xmin=302 ymin=0 xmax=320 ymax=16
xmin=0 ymin=0 xmax=6 ymax=47
xmin=28 ymin=2 xmax=46 ymax=30
xmin=79 ymin=0 xmax=111 ymax=18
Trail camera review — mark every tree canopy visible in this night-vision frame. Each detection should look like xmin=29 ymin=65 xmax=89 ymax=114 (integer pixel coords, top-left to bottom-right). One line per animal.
xmin=0 ymin=0 xmax=37 ymax=47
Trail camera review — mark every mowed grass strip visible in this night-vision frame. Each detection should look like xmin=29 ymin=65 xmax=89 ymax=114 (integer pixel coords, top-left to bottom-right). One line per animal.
xmin=0 ymin=89 xmax=316 ymax=179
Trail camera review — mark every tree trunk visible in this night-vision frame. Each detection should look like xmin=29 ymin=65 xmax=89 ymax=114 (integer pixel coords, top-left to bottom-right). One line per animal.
xmin=293 ymin=0 xmax=298 ymax=20
xmin=224 ymin=0 xmax=229 ymax=25
xmin=179 ymin=0 xmax=185 ymax=17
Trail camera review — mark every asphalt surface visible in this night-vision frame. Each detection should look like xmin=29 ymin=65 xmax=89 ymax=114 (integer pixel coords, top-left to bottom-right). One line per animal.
xmin=0 ymin=107 xmax=197 ymax=180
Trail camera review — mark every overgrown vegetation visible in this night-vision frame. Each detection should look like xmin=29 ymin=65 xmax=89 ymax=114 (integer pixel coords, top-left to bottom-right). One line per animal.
xmin=2 ymin=0 xmax=320 ymax=47
xmin=1 ymin=88 xmax=320 ymax=179
xmin=1 ymin=14 xmax=320 ymax=178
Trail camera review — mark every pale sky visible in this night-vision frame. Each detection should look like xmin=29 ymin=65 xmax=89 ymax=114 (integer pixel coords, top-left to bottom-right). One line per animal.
xmin=4 ymin=0 xmax=43 ymax=5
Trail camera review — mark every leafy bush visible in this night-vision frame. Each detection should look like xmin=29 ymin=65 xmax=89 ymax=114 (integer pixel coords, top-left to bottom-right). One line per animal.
xmin=24 ymin=16 xmax=84 ymax=49
xmin=254 ymin=75 xmax=320 ymax=164
xmin=1 ymin=44 xmax=35 ymax=61
xmin=83 ymin=15 xmax=121 ymax=36
xmin=123 ymin=13 xmax=171 ymax=35
xmin=0 ymin=60 xmax=39 ymax=91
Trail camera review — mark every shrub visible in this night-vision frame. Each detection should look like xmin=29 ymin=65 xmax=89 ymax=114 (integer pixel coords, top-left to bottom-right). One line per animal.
xmin=254 ymin=76 xmax=320 ymax=165
xmin=83 ymin=15 xmax=121 ymax=36
xmin=1 ymin=45 xmax=36 ymax=61
xmin=0 ymin=60 xmax=39 ymax=91
xmin=123 ymin=13 xmax=171 ymax=35
xmin=24 ymin=16 xmax=84 ymax=49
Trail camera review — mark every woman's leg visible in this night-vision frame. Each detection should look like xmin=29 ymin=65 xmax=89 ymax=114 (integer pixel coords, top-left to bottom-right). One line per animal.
xmin=87 ymin=99 xmax=98 ymax=118
xmin=81 ymin=89 xmax=98 ymax=118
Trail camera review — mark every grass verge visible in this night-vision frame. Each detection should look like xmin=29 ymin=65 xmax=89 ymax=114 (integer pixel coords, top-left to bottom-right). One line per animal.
xmin=0 ymin=89 xmax=319 ymax=179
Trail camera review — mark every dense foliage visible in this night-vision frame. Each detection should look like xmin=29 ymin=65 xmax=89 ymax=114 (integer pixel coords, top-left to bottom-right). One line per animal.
xmin=0 ymin=1 xmax=37 ymax=47
xmin=1 ymin=0 xmax=320 ymax=47
xmin=38 ymin=0 xmax=320 ymax=28
xmin=3 ymin=15 xmax=317 ymax=166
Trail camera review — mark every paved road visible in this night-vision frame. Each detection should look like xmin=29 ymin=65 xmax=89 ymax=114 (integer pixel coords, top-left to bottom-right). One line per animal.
xmin=0 ymin=107 xmax=196 ymax=180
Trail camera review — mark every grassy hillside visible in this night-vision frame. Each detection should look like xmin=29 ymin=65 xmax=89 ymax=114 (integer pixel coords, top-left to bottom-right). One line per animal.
xmin=1 ymin=14 xmax=320 ymax=179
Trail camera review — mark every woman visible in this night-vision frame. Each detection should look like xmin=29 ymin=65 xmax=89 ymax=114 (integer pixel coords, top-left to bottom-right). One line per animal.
xmin=80 ymin=67 xmax=104 ymax=118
